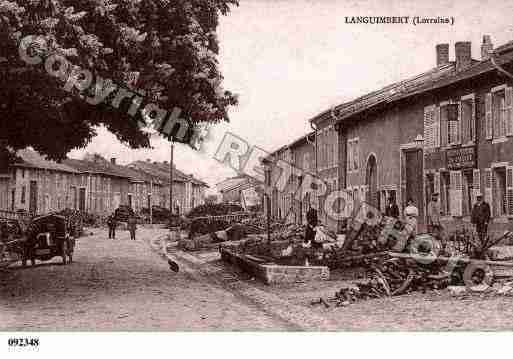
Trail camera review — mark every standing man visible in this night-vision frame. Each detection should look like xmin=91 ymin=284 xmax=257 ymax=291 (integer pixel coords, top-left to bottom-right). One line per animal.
xmin=304 ymin=206 xmax=318 ymax=245
xmin=427 ymin=193 xmax=442 ymax=234
xmin=384 ymin=196 xmax=400 ymax=219
xmin=107 ymin=214 xmax=117 ymax=239
xmin=471 ymin=193 xmax=491 ymax=242
xmin=128 ymin=214 xmax=137 ymax=241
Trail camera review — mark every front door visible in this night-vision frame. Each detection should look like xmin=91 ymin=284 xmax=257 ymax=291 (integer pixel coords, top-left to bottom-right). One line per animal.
xmin=366 ymin=154 xmax=378 ymax=208
xmin=404 ymin=149 xmax=424 ymax=220
xmin=29 ymin=181 xmax=37 ymax=214
xmin=79 ymin=188 xmax=86 ymax=212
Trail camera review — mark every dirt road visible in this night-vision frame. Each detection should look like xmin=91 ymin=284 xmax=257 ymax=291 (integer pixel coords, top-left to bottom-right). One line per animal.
xmin=0 ymin=228 xmax=292 ymax=331
xmin=3 ymin=227 xmax=513 ymax=331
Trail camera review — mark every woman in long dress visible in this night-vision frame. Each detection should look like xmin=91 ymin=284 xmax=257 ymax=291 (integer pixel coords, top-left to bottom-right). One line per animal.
xmin=403 ymin=198 xmax=419 ymax=236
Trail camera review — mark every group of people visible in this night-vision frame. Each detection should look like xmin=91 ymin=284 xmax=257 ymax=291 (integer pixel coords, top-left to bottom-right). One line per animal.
xmin=384 ymin=192 xmax=491 ymax=240
xmin=106 ymin=214 xmax=138 ymax=241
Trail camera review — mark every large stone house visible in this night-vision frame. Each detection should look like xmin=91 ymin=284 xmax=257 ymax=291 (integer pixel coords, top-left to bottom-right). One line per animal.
xmin=266 ymin=35 xmax=513 ymax=235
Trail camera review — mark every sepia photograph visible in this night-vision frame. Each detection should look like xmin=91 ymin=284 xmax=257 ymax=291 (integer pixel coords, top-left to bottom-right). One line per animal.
xmin=1 ymin=0 xmax=513 ymax=356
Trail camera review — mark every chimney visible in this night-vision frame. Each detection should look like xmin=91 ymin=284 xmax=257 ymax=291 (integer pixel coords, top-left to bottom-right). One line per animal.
xmin=436 ymin=43 xmax=449 ymax=67
xmin=455 ymin=41 xmax=472 ymax=72
xmin=481 ymin=35 xmax=493 ymax=61
xmin=110 ymin=158 xmax=116 ymax=165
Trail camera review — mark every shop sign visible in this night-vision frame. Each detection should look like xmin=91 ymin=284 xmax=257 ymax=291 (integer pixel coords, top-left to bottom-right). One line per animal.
xmin=446 ymin=146 xmax=476 ymax=170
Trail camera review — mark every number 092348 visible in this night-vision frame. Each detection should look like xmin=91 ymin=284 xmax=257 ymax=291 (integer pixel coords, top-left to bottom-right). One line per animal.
xmin=7 ymin=338 xmax=40 ymax=347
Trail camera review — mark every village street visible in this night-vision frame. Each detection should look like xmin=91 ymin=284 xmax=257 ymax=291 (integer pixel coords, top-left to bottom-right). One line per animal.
xmin=2 ymin=227 xmax=513 ymax=331
xmin=0 ymin=228 xmax=294 ymax=331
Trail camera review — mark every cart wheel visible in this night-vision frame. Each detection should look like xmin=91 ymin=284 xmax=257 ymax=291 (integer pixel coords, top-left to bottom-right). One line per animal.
xmin=61 ymin=241 xmax=68 ymax=265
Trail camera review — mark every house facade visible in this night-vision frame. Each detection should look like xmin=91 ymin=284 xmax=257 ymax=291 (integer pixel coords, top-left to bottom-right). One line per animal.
xmin=265 ymin=133 xmax=316 ymax=225
xmin=265 ymin=35 xmax=513 ymax=235
xmin=320 ymin=36 xmax=513 ymax=233
xmin=129 ymin=160 xmax=208 ymax=214
xmin=0 ymin=150 xmax=207 ymax=217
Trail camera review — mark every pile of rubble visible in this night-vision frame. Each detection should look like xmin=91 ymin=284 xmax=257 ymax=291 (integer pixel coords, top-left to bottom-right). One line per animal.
xmin=311 ymin=220 xmax=513 ymax=308
xmin=314 ymin=255 xmax=452 ymax=308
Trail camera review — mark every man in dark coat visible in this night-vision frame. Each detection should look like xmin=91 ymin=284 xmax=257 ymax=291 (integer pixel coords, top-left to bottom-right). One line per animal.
xmin=107 ymin=214 xmax=117 ymax=239
xmin=127 ymin=215 xmax=137 ymax=241
xmin=471 ymin=193 xmax=491 ymax=241
xmin=304 ymin=207 xmax=318 ymax=245
xmin=384 ymin=196 xmax=400 ymax=219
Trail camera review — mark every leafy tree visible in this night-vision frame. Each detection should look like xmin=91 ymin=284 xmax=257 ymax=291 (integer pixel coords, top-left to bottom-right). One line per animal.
xmin=0 ymin=0 xmax=239 ymax=162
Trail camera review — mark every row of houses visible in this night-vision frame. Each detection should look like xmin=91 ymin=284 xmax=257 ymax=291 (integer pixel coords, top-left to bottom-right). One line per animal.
xmin=265 ymin=35 xmax=513 ymax=234
xmin=0 ymin=149 xmax=208 ymax=217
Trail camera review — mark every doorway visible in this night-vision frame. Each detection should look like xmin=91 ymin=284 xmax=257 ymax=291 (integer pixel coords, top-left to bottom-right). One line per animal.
xmin=365 ymin=154 xmax=378 ymax=208
xmin=29 ymin=181 xmax=38 ymax=214
xmin=79 ymin=188 xmax=86 ymax=212
xmin=404 ymin=149 xmax=424 ymax=220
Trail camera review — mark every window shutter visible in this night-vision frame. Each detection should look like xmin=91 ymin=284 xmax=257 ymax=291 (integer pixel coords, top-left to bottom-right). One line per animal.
xmin=449 ymin=171 xmax=455 ymax=215
xmin=434 ymin=106 xmax=440 ymax=147
xmin=440 ymin=106 xmax=448 ymax=146
xmin=506 ymin=87 xmax=513 ymax=136
xmin=434 ymin=172 xmax=441 ymax=194
xmin=472 ymin=169 xmax=481 ymax=207
xmin=507 ymin=166 xmax=513 ymax=216
xmin=471 ymin=98 xmax=476 ymax=142
xmin=460 ymin=101 xmax=468 ymax=143
xmin=485 ymin=93 xmax=493 ymax=139
xmin=424 ymin=106 xmax=435 ymax=149
xmin=450 ymin=171 xmax=463 ymax=216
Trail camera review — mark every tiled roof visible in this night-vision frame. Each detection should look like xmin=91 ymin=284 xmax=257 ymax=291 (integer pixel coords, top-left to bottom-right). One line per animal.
xmin=130 ymin=161 xmax=209 ymax=187
xmin=267 ymin=131 xmax=315 ymax=157
xmin=128 ymin=161 xmax=187 ymax=184
xmin=310 ymin=40 xmax=513 ymax=125
xmin=63 ymin=158 xmax=134 ymax=179
xmin=15 ymin=149 xmax=80 ymax=174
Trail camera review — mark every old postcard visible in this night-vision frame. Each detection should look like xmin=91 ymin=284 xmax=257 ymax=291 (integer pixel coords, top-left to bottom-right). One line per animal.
xmin=1 ymin=0 xmax=513 ymax=357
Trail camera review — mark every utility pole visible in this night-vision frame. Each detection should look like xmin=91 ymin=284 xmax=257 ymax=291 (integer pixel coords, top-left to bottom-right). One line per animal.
xmin=149 ymin=180 xmax=153 ymax=225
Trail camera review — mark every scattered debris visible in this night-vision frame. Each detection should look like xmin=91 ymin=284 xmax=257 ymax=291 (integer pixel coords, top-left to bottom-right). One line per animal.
xmin=448 ymin=286 xmax=467 ymax=296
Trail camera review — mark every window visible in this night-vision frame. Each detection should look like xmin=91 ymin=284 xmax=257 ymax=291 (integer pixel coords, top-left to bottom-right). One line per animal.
xmin=303 ymin=152 xmax=312 ymax=173
xmin=21 ymin=185 xmax=26 ymax=204
xmin=460 ymin=95 xmax=476 ymax=143
xmin=493 ymin=167 xmax=507 ymax=217
xmin=486 ymin=86 xmax=513 ymax=140
xmin=440 ymin=103 xmax=459 ymax=146
xmin=347 ymin=138 xmax=359 ymax=172
xmin=494 ymin=89 xmax=507 ymax=139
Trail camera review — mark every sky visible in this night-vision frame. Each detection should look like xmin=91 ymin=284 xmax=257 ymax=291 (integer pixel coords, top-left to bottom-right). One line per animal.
xmin=69 ymin=0 xmax=513 ymax=194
